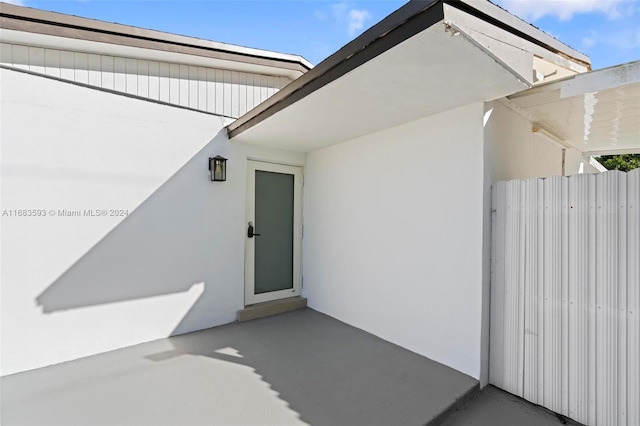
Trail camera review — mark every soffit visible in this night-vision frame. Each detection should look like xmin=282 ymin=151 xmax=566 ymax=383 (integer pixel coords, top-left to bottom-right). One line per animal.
xmin=509 ymin=61 xmax=640 ymax=155
xmin=232 ymin=20 xmax=530 ymax=152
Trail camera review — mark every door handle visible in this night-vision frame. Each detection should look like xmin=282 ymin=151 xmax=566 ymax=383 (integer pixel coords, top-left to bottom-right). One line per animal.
xmin=248 ymin=221 xmax=261 ymax=238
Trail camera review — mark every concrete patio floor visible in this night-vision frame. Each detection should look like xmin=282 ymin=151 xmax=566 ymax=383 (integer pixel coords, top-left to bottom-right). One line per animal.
xmin=1 ymin=308 xmax=479 ymax=426
xmin=440 ymin=385 xmax=582 ymax=426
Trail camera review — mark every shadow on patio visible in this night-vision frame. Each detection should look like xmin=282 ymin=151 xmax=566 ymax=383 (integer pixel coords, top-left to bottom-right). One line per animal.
xmin=1 ymin=309 xmax=478 ymax=426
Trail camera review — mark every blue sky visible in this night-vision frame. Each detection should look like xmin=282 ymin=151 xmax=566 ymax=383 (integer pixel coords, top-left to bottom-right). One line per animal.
xmin=7 ymin=0 xmax=640 ymax=69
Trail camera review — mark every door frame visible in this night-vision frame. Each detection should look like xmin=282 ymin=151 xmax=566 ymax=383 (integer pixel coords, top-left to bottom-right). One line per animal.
xmin=245 ymin=160 xmax=303 ymax=306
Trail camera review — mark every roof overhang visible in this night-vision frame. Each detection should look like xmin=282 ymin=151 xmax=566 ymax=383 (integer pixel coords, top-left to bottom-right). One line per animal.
xmin=228 ymin=0 xmax=591 ymax=152
xmin=508 ymin=61 xmax=640 ymax=156
xmin=0 ymin=2 xmax=312 ymax=79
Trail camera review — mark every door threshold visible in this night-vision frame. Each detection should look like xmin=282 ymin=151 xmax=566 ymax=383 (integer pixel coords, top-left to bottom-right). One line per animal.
xmin=237 ymin=296 xmax=307 ymax=322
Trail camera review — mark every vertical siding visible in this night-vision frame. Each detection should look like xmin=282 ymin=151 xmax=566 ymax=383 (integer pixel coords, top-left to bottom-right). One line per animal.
xmin=59 ymin=50 xmax=74 ymax=80
xmin=179 ymin=64 xmax=189 ymax=106
xmin=148 ymin=61 xmax=160 ymax=100
xmin=490 ymin=180 xmax=526 ymax=397
xmin=223 ymin=70 xmax=232 ymax=117
xmin=260 ymin=74 xmax=268 ymax=104
xmin=168 ymin=63 xmax=179 ymax=104
xmin=188 ymin=65 xmax=198 ymax=109
xmin=523 ymin=178 xmax=543 ymax=404
xmin=158 ymin=62 xmax=170 ymax=103
xmin=45 ymin=48 xmax=61 ymax=78
xmin=74 ymin=52 xmax=89 ymax=84
xmin=231 ymin=71 xmax=239 ymax=118
xmin=137 ymin=59 xmax=149 ymax=98
xmin=197 ymin=67 xmax=207 ymax=112
xmin=29 ymin=47 xmax=45 ymax=74
xmin=595 ymin=172 xmax=623 ymax=426
xmin=0 ymin=43 xmax=12 ymax=67
xmin=1 ymin=42 xmax=292 ymax=118
xmin=627 ymin=169 xmax=640 ymax=426
xmin=238 ymin=72 xmax=247 ymax=117
xmin=568 ymin=174 xmax=596 ymax=425
xmin=542 ymin=176 xmax=566 ymax=415
xmin=490 ymin=181 xmax=506 ymax=390
xmin=125 ymin=58 xmax=138 ymax=94
xmin=491 ymin=169 xmax=640 ymax=426
xmin=114 ymin=57 xmax=126 ymax=92
xmin=206 ymin=68 xmax=216 ymax=113
xmin=11 ymin=44 xmax=29 ymax=70
xmin=87 ymin=54 xmax=101 ymax=87
xmin=101 ymin=55 xmax=114 ymax=90
xmin=504 ymin=180 xmax=524 ymax=397
xmin=246 ymin=73 xmax=255 ymax=114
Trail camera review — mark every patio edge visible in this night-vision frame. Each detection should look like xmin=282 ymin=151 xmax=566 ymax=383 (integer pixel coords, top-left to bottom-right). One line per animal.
xmin=428 ymin=382 xmax=481 ymax=425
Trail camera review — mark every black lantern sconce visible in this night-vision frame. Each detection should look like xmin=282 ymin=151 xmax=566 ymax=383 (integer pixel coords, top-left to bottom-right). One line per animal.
xmin=209 ymin=156 xmax=227 ymax=181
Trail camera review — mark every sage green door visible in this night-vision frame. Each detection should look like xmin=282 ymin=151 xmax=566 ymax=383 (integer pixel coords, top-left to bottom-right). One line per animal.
xmin=245 ymin=161 xmax=302 ymax=305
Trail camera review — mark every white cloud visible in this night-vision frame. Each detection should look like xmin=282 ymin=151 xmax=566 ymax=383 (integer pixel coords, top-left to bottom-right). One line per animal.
xmin=581 ymin=28 xmax=640 ymax=50
xmin=3 ymin=0 xmax=26 ymax=4
xmin=347 ymin=9 xmax=371 ymax=36
xmin=327 ymin=2 xmax=372 ymax=37
xmin=604 ymin=28 xmax=640 ymax=49
xmin=332 ymin=2 xmax=348 ymax=20
xmin=582 ymin=31 xmax=597 ymax=48
xmin=495 ymin=0 xmax=632 ymax=21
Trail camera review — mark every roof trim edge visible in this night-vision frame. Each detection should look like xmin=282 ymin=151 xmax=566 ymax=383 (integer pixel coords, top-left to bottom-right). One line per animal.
xmin=227 ymin=0 xmax=591 ymax=140
xmin=0 ymin=2 xmax=312 ymax=72
xmin=227 ymin=0 xmax=443 ymax=139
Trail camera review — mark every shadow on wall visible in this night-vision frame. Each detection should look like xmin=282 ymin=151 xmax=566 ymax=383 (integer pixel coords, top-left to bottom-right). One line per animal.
xmin=35 ymin=128 xmax=238 ymax=335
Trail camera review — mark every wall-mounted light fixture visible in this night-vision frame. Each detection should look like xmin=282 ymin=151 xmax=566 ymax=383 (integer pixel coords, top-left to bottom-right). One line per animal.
xmin=209 ymin=156 xmax=227 ymax=181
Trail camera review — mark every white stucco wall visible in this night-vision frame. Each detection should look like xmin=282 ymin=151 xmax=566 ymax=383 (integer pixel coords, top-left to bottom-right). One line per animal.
xmin=0 ymin=69 xmax=304 ymax=376
xmin=483 ymin=100 xmax=598 ymax=182
xmin=483 ymin=101 xmax=562 ymax=182
xmin=302 ymin=103 xmax=486 ymax=379
xmin=565 ymin=148 xmax=602 ymax=175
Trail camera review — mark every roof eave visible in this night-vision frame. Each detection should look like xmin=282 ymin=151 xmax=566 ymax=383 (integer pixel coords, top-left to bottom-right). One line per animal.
xmin=227 ymin=0 xmax=591 ymax=140
xmin=227 ymin=0 xmax=443 ymax=139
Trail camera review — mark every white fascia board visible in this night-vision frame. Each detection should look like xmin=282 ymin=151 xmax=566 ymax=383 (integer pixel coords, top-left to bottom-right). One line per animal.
xmin=561 ymin=60 xmax=640 ymax=98
xmin=584 ymin=148 xmax=640 ymax=156
xmin=443 ymin=3 xmax=588 ymax=83
xmin=187 ymin=41 xmax=312 ymax=70
xmin=0 ymin=2 xmax=312 ymax=70
xmin=510 ymin=60 xmax=640 ymax=100
xmin=0 ymin=28 xmax=306 ymax=79
xmin=587 ymin=156 xmax=608 ymax=173
xmin=443 ymin=4 xmax=534 ymax=86
xmin=458 ymin=0 xmax=590 ymax=66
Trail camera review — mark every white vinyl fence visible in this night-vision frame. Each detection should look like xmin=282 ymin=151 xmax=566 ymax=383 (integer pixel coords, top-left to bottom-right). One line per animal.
xmin=490 ymin=169 xmax=639 ymax=426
